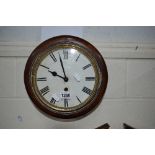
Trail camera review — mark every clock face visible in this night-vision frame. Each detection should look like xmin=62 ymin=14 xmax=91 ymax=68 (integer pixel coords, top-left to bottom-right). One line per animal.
xmin=36 ymin=47 xmax=98 ymax=109
xmin=24 ymin=35 xmax=108 ymax=119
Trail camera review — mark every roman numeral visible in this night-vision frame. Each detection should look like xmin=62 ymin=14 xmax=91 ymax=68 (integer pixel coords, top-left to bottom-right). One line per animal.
xmin=83 ymin=64 xmax=91 ymax=70
xmin=85 ymin=77 xmax=95 ymax=81
xmin=63 ymin=49 xmax=68 ymax=59
xmin=37 ymin=77 xmax=47 ymax=81
xmin=50 ymin=97 xmax=56 ymax=104
xmin=82 ymin=87 xmax=92 ymax=95
xmin=76 ymin=54 xmax=80 ymax=62
xmin=64 ymin=99 xmax=68 ymax=108
xmin=40 ymin=86 xmax=50 ymax=96
xmin=40 ymin=65 xmax=49 ymax=69
xmin=76 ymin=96 xmax=82 ymax=104
xmin=50 ymin=53 xmax=57 ymax=62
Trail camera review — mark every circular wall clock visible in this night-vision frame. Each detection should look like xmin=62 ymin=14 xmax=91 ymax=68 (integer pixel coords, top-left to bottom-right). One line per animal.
xmin=24 ymin=35 xmax=108 ymax=119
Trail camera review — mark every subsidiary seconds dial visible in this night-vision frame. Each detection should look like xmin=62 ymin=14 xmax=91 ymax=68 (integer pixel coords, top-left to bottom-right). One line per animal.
xmin=24 ymin=35 xmax=108 ymax=119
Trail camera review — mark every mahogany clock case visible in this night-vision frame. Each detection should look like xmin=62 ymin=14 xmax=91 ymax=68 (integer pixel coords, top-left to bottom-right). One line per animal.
xmin=24 ymin=35 xmax=108 ymax=119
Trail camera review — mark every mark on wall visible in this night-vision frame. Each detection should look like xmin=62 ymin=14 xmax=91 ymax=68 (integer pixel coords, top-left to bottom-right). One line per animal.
xmin=17 ymin=115 xmax=23 ymax=122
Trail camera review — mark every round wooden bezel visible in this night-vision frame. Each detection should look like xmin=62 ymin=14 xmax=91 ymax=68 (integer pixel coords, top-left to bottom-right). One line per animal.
xmin=24 ymin=35 xmax=108 ymax=119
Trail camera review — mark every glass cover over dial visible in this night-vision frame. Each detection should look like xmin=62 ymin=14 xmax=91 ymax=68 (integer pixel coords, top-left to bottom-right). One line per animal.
xmin=33 ymin=46 xmax=99 ymax=111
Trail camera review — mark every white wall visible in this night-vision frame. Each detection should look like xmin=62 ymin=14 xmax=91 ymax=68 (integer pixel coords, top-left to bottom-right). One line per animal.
xmin=0 ymin=26 xmax=41 ymax=42
xmin=83 ymin=26 xmax=155 ymax=43
xmin=0 ymin=26 xmax=155 ymax=129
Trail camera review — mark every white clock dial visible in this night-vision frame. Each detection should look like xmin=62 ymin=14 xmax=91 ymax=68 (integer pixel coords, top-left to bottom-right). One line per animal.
xmin=25 ymin=35 xmax=108 ymax=119
xmin=36 ymin=48 xmax=97 ymax=108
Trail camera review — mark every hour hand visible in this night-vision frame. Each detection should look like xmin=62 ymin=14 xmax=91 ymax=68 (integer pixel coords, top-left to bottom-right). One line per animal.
xmin=48 ymin=70 xmax=64 ymax=80
xmin=48 ymin=70 xmax=69 ymax=82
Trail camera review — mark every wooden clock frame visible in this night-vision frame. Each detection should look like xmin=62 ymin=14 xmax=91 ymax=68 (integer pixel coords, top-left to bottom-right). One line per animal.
xmin=24 ymin=35 xmax=108 ymax=119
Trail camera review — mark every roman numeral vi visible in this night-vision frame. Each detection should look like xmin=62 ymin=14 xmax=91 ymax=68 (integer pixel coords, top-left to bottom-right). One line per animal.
xmin=64 ymin=99 xmax=68 ymax=108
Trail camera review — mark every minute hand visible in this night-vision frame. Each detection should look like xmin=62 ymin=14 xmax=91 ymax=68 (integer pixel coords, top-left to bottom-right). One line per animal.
xmin=59 ymin=53 xmax=67 ymax=78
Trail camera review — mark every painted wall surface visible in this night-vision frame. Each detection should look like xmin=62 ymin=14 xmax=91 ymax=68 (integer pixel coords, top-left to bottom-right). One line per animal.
xmin=1 ymin=26 xmax=155 ymax=42
xmin=0 ymin=26 xmax=41 ymax=42
xmin=83 ymin=26 xmax=155 ymax=43
xmin=0 ymin=26 xmax=155 ymax=129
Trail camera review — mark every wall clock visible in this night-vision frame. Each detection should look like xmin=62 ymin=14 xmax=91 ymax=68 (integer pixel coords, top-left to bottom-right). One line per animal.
xmin=24 ymin=35 xmax=108 ymax=119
